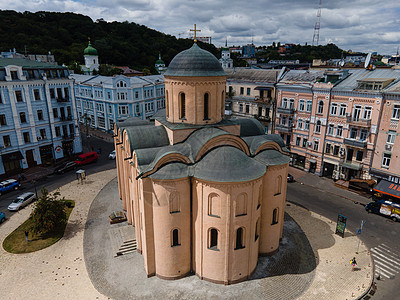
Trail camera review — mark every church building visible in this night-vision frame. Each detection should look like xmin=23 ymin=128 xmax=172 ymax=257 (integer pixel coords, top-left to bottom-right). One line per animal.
xmin=114 ymin=42 xmax=290 ymax=285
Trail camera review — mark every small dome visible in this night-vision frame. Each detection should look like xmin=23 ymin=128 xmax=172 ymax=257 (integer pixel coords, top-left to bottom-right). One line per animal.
xmin=84 ymin=42 xmax=98 ymax=56
xmin=155 ymin=59 xmax=165 ymax=65
xmin=165 ymin=43 xmax=226 ymax=77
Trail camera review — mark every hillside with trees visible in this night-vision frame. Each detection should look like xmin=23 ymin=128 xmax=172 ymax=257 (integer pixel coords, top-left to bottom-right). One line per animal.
xmin=0 ymin=10 xmax=218 ymax=73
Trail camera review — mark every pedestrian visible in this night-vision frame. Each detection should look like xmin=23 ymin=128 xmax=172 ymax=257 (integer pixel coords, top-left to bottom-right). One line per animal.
xmin=351 ymin=257 xmax=357 ymax=271
xmin=24 ymin=231 xmax=29 ymax=242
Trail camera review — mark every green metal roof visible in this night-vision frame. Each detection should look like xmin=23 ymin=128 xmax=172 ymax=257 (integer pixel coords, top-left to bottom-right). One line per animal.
xmin=236 ymin=118 xmax=265 ymax=137
xmin=116 ymin=117 xmax=150 ymax=130
xmin=125 ymin=125 xmax=170 ymax=151
xmin=84 ymin=42 xmax=98 ymax=56
xmin=164 ymin=43 xmax=226 ymax=77
xmin=193 ymin=146 xmax=266 ymax=182
xmin=149 ymin=163 xmax=189 ymax=180
xmin=243 ymin=134 xmax=287 ymax=154
xmin=254 ymin=150 xmax=290 ymax=166
xmin=0 ymin=58 xmax=63 ymax=69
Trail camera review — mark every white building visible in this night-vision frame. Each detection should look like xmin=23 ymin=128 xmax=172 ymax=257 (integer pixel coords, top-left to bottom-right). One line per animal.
xmin=72 ymin=74 xmax=165 ymax=132
xmin=219 ymin=47 xmax=233 ymax=69
xmin=81 ymin=41 xmax=99 ymax=75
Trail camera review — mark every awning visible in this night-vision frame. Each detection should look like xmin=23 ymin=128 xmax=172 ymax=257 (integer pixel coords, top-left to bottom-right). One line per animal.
xmin=2 ymin=151 xmax=23 ymax=162
xmin=308 ymin=158 xmax=317 ymax=163
xmin=373 ymin=180 xmax=400 ymax=200
xmin=340 ymin=161 xmax=362 ymax=171
xmin=254 ymin=86 xmax=272 ymax=91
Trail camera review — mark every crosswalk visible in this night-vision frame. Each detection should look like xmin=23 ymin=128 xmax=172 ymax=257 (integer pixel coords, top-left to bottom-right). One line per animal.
xmin=370 ymin=243 xmax=400 ymax=280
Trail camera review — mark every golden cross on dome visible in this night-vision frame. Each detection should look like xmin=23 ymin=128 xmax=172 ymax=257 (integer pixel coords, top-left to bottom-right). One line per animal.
xmin=190 ymin=24 xmax=201 ymax=43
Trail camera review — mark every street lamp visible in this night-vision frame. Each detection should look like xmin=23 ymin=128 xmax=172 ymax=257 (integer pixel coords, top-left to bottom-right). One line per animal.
xmin=32 ymin=179 xmax=38 ymax=199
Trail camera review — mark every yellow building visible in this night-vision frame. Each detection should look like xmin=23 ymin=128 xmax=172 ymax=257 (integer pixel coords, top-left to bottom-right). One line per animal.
xmin=114 ymin=43 xmax=290 ymax=284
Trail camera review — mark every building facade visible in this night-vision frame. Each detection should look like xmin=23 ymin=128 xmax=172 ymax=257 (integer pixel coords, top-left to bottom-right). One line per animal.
xmin=226 ymin=68 xmax=280 ymax=133
xmin=0 ymin=58 xmax=82 ymax=176
xmin=72 ymin=74 xmax=165 ymax=132
xmin=276 ymin=68 xmax=400 ymax=180
xmin=114 ymin=43 xmax=290 ymax=285
xmin=219 ymin=47 xmax=233 ymax=69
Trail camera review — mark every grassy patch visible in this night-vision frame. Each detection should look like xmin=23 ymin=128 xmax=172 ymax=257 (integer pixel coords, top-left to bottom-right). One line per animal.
xmin=2 ymin=200 xmax=75 ymax=254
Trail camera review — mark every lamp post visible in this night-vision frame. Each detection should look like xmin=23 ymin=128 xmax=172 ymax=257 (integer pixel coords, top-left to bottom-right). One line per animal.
xmin=32 ymin=179 xmax=38 ymax=199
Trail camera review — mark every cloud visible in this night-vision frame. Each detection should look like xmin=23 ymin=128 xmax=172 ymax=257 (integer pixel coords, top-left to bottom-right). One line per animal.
xmin=1 ymin=0 xmax=399 ymax=54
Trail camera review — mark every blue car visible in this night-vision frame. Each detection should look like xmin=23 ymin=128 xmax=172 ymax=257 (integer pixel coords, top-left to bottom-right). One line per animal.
xmin=0 ymin=179 xmax=21 ymax=196
xmin=0 ymin=212 xmax=5 ymax=223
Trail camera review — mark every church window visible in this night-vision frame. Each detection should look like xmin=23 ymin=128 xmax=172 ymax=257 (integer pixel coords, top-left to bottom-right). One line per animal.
xmin=221 ymin=91 xmax=225 ymax=118
xmin=180 ymin=93 xmax=186 ymax=119
xmin=257 ymin=185 xmax=262 ymax=209
xmin=235 ymin=227 xmax=245 ymax=249
xmin=204 ymin=93 xmax=210 ymax=120
xmin=208 ymin=228 xmax=219 ymax=250
xmin=171 ymin=229 xmax=180 ymax=246
xmin=169 ymin=192 xmax=180 ymax=213
xmin=166 ymin=91 xmax=169 ymax=118
xmin=272 ymin=208 xmax=279 ymax=225
xmin=235 ymin=193 xmax=247 ymax=216
xmin=208 ymin=193 xmax=220 ymax=217
xmin=255 ymin=219 xmax=260 ymax=241
xmin=274 ymin=176 xmax=282 ymax=196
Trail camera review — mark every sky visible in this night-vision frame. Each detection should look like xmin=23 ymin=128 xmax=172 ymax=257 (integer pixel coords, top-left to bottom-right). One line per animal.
xmin=2 ymin=0 xmax=400 ymax=55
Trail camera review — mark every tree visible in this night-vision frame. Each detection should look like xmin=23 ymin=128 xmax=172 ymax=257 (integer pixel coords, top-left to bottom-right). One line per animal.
xmin=29 ymin=187 xmax=67 ymax=235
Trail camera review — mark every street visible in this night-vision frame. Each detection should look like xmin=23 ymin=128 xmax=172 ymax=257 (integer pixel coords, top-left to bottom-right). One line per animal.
xmin=0 ymin=136 xmax=116 ymax=220
xmin=287 ymin=180 xmax=400 ymax=299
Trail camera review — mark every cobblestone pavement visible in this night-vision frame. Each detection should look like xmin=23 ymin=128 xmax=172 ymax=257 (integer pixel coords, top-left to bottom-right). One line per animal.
xmin=84 ymin=177 xmax=373 ymax=300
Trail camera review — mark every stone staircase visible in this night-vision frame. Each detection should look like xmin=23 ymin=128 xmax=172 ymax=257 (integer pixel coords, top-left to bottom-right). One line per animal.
xmin=116 ymin=239 xmax=137 ymax=256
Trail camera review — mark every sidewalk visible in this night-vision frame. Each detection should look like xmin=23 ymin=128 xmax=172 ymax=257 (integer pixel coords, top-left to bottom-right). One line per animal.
xmin=289 ymin=166 xmax=372 ymax=206
xmin=0 ymin=169 xmax=374 ymax=299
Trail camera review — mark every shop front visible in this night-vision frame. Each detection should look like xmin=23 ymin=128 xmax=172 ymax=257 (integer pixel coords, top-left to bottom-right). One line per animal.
xmin=1 ymin=151 xmax=23 ymax=175
xmin=39 ymin=144 xmax=54 ymax=166
xmin=291 ymin=153 xmax=306 ymax=169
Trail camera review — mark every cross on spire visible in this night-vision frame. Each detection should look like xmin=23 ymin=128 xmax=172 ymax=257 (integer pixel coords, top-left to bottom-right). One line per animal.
xmin=190 ymin=24 xmax=201 ymax=43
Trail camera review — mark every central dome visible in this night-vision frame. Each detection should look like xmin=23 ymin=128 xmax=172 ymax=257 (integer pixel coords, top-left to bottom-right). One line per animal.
xmin=165 ymin=43 xmax=226 ymax=77
xmin=84 ymin=42 xmax=98 ymax=56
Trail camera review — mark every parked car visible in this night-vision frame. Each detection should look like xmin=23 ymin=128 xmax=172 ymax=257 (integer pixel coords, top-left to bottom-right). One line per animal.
xmin=287 ymin=173 xmax=294 ymax=182
xmin=7 ymin=192 xmax=36 ymax=211
xmin=365 ymin=200 xmax=400 ymax=222
xmin=108 ymin=150 xmax=116 ymax=160
xmin=54 ymin=161 xmax=77 ymax=174
xmin=74 ymin=151 xmax=98 ymax=166
xmin=0 ymin=179 xmax=21 ymax=195
xmin=0 ymin=212 xmax=5 ymax=223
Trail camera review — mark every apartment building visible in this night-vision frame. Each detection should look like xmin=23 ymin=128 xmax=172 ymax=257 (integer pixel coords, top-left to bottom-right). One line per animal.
xmin=0 ymin=58 xmax=82 ymax=176
xmin=72 ymin=74 xmax=165 ymax=132
xmin=226 ymin=68 xmax=279 ymax=133
xmin=276 ymin=68 xmax=400 ymax=180
xmin=370 ymin=81 xmax=400 ymax=184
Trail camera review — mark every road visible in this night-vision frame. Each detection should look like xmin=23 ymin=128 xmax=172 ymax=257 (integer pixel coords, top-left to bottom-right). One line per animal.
xmin=0 ymin=136 xmax=116 ymax=219
xmin=287 ymin=181 xmax=400 ymax=299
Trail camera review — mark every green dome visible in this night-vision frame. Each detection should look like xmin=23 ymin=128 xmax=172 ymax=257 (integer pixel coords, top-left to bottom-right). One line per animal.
xmin=155 ymin=59 xmax=165 ymax=65
xmin=164 ymin=43 xmax=226 ymax=77
xmin=84 ymin=42 xmax=98 ymax=56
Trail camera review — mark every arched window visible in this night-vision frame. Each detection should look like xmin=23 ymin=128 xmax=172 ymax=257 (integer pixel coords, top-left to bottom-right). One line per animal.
xmin=272 ymin=208 xmax=279 ymax=225
xmin=235 ymin=227 xmax=245 ymax=249
xmin=171 ymin=229 xmax=180 ymax=246
xmin=315 ymin=120 xmax=321 ymax=133
xmin=180 ymin=93 xmax=186 ymax=119
xmin=255 ymin=218 xmax=260 ymax=241
xmin=257 ymin=185 xmax=262 ymax=209
xmin=208 ymin=228 xmax=218 ymax=250
xmin=204 ymin=93 xmax=210 ymax=120
xmin=208 ymin=193 xmax=220 ymax=217
xmin=169 ymin=192 xmax=180 ymax=213
xmin=274 ymin=176 xmax=282 ymax=196
xmin=166 ymin=91 xmax=169 ymax=118
xmin=235 ymin=193 xmax=247 ymax=216
xmin=221 ymin=91 xmax=225 ymax=117
xmin=317 ymin=100 xmax=324 ymax=114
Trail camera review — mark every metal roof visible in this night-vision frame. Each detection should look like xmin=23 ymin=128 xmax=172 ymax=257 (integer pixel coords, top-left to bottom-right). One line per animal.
xmin=0 ymin=58 xmax=64 ymax=68
xmin=333 ymin=69 xmax=400 ymax=91
xmin=164 ymin=43 xmax=226 ymax=77
xmin=225 ymin=68 xmax=279 ymax=83
xmin=279 ymin=70 xmax=325 ymax=83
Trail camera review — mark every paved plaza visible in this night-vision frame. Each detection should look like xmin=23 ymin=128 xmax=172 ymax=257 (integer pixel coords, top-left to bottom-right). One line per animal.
xmin=0 ymin=169 xmax=374 ymax=299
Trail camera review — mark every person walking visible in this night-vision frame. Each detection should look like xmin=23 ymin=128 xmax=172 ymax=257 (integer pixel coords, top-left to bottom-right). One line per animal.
xmin=24 ymin=231 xmax=29 ymax=242
xmin=351 ymin=257 xmax=357 ymax=271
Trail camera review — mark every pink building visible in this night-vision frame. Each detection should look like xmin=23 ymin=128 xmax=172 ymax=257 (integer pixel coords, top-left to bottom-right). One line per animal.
xmin=370 ymin=80 xmax=400 ymax=199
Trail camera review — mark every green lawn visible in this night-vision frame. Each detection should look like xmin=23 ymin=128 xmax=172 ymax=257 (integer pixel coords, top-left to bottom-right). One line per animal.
xmin=3 ymin=200 xmax=75 ymax=254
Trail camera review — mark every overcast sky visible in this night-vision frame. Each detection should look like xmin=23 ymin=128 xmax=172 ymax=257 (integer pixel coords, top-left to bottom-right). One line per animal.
xmin=3 ymin=0 xmax=400 ymax=55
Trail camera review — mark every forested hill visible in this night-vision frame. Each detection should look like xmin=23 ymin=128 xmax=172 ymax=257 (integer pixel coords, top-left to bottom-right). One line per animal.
xmin=0 ymin=10 xmax=219 ymax=72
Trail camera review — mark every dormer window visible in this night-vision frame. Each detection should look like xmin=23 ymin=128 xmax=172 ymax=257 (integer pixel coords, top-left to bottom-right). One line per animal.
xmin=356 ymin=78 xmax=394 ymax=91
xmin=11 ymin=71 xmax=18 ymax=80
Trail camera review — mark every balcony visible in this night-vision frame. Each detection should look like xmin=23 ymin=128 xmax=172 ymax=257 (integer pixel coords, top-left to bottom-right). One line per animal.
xmin=56 ymin=97 xmax=69 ymax=103
xmin=343 ymin=138 xmax=367 ymax=148
xmin=346 ymin=116 xmax=371 ymax=127
xmin=276 ymin=124 xmax=293 ymax=133
xmin=277 ymin=107 xmax=295 ymax=115
xmin=254 ymin=96 xmax=272 ymax=104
